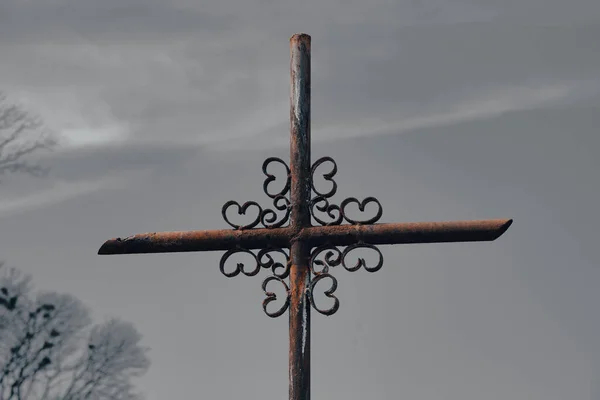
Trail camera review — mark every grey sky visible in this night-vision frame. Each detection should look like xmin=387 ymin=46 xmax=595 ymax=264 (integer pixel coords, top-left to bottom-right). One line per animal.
xmin=1 ymin=0 xmax=599 ymax=399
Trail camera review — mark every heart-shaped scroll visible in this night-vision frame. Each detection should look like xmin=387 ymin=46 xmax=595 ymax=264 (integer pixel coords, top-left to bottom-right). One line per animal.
xmin=308 ymin=273 xmax=339 ymax=316
xmin=262 ymin=157 xmax=291 ymax=199
xmin=221 ymin=200 xmax=263 ymax=229
xmin=262 ymin=276 xmax=290 ymax=318
xmin=310 ymin=156 xmax=338 ymax=199
xmin=341 ymin=243 xmax=383 ymax=272
xmin=339 ymin=196 xmax=383 ymax=225
xmin=219 ymin=248 xmax=260 ymax=277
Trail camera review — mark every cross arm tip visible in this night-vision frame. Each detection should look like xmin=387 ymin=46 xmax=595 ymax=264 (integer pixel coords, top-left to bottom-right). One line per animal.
xmin=98 ymin=238 xmax=123 ymax=255
xmin=495 ymin=218 xmax=513 ymax=239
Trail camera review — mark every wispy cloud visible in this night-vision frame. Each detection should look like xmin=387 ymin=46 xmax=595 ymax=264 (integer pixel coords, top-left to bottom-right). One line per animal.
xmin=0 ymin=173 xmax=138 ymax=218
xmin=208 ymin=80 xmax=595 ymax=151
xmin=316 ymin=82 xmax=584 ymax=139
xmin=60 ymin=124 xmax=130 ymax=148
xmin=4 ymin=85 xmax=133 ymax=150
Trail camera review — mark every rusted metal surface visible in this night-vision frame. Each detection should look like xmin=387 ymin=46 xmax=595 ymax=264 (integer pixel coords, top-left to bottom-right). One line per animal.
xmin=289 ymin=33 xmax=312 ymax=230
xmin=97 ymin=227 xmax=290 ymax=255
xmin=97 ymin=32 xmax=513 ymax=400
xmin=288 ymin=33 xmax=312 ymax=400
xmin=98 ymin=219 xmax=512 ymax=255
xmin=289 ymin=241 xmax=311 ymax=400
xmin=301 ymin=219 xmax=513 ymax=246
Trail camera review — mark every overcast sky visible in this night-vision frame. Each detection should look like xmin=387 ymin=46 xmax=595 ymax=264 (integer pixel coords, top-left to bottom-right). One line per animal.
xmin=1 ymin=0 xmax=599 ymax=399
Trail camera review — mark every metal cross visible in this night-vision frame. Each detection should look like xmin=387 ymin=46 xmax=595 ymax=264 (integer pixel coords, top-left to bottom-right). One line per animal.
xmin=98 ymin=33 xmax=512 ymax=400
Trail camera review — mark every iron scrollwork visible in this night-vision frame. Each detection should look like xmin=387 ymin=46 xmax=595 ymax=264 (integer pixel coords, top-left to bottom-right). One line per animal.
xmin=305 ymin=157 xmax=385 ymax=315
xmin=262 ymin=276 xmax=290 ymax=318
xmin=220 ymin=157 xmax=292 ymax=318
xmin=219 ymin=247 xmax=291 ymax=318
xmin=219 ymin=155 xmax=385 ymax=318
xmin=222 ymin=157 xmax=291 ymax=230
xmin=307 ymin=243 xmax=384 ymax=316
xmin=219 ymin=247 xmax=291 ymax=278
xmin=310 ymin=157 xmax=383 ymax=226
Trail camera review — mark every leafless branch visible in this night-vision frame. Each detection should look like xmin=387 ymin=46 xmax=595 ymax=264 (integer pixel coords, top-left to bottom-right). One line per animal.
xmin=0 ymin=268 xmax=150 ymax=400
xmin=0 ymin=92 xmax=56 ymax=181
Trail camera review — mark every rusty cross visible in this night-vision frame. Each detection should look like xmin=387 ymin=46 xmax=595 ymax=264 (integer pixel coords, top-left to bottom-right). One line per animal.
xmin=98 ymin=33 xmax=512 ymax=400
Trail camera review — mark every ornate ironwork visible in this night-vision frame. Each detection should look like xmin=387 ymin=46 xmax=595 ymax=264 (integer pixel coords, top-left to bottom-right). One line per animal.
xmin=98 ymin=34 xmax=513 ymax=400
xmin=219 ymin=248 xmax=290 ymax=277
xmin=222 ymin=157 xmax=291 ymax=230
xmin=219 ymin=156 xmax=386 ymax=317
xmin=310 ymin=157 xmax=383 ymax=226
xmin=307 ymin=243 xmax=384 ymax=316
xmin=262 ymin=275 xmax=290 ymax=318
xmin=219 ymin=247 xmax=291 ymax=318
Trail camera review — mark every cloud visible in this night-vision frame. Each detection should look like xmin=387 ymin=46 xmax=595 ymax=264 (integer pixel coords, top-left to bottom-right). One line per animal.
xmin=208 ymin=80 xmax=594 ymax=151
xmin=318 ymin=81 xmax=586 ymax=138
xmin=0 ymin=173 xmax=139 ymax=218
xmin=2 ymin=88 xmax=133 ymax=150
xmin=1 ymin=5 xmax=598 ymax=159
xmin=60 ymin=124 xmax=130 ymax=149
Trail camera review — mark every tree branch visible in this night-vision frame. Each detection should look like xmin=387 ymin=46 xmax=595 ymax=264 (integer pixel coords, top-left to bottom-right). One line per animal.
xmin=0 ymin=92 xmax=56 ymax=181
xmin=1 ymin=268 xmax=150 ymax=399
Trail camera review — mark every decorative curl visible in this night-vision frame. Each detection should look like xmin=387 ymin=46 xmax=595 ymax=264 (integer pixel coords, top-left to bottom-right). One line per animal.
xmin=307 ymin=243 xmax=384 ymax=315
xmin=310 ymin=243 xmax=383 ymax=274
xmin=220 ymin=248 xmax=290 ymax=278
xmin=309 ymin=245 xmax=342 ymax=275
xmin=308 ymin=245 xmax=340 ymax=315
xmin=219 ymin=247 xmax=291 ymax=318
xmin=308 ymin=273 xmax=339 ymax=316
xmin=310 ymin=196 xmax=342 ymax=226
xmin=219 ymin=248 xmax=260 ymax=277
xmin=340 ymin=243 xmax=384 ymax=272
xmin=339 ymin=197 xmax=383 ymax=225
xmin=222 ymin=201 xmax=262 ymax=230
xmin=310 ymin=157 xmax=383 ymax=226
xmin=260 ymin=195 xmax=291 ymax=229
xmin=221 ymin=157 xmax=291 ymax=229
xmin=257 ymin=248 xmax=290 ymax=278
xmin=262 ymin=157 xmax=291 ymax=198
xmin=310 ymin=156 xmax=337 ymax=199
xmin=262 ymin=276 xmax=290 ymax=318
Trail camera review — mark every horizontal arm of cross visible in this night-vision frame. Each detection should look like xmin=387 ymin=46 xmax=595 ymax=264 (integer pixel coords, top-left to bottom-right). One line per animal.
xmin=97 ymin=218 xmax=512 ymax=255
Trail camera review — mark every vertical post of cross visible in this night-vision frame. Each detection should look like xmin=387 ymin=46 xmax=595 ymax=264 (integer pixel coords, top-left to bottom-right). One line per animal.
xmin=288 ymin=33 xmax=311 ymax=400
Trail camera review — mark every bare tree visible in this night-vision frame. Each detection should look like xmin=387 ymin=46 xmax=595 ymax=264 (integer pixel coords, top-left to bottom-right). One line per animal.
xmin=0 ymin=92 xmax=56 ymax=181
xmin=0 ymin=266 xmax=150 ymax=400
